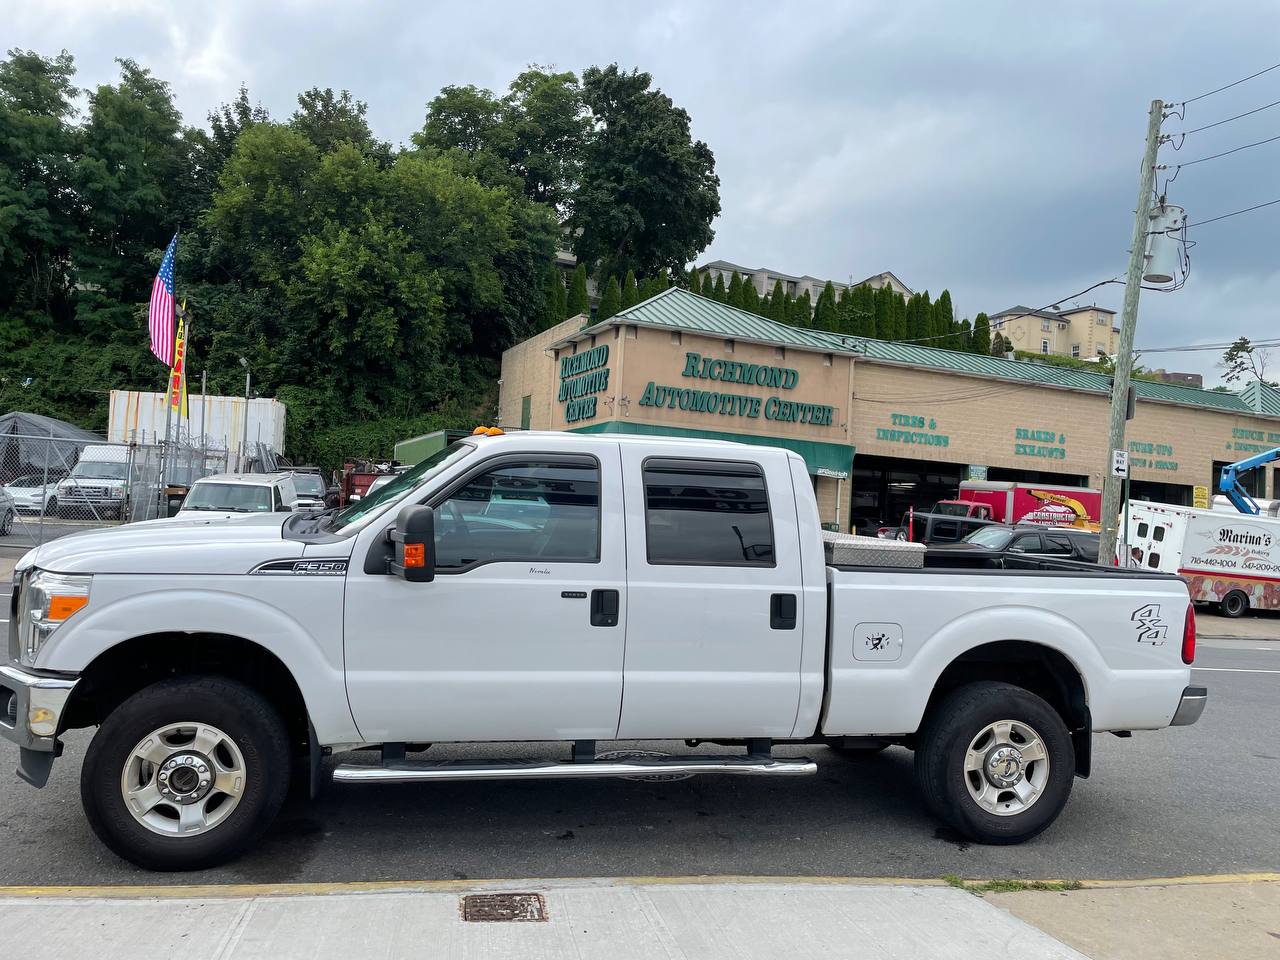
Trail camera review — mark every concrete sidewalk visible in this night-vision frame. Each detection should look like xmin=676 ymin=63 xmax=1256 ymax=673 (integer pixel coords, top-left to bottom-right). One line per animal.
xmin=0 ymin=878 xmax=1087 ymax=960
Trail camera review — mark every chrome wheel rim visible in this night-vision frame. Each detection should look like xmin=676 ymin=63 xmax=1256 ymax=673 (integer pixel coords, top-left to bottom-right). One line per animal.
xmin=963 ymin=719 xmax=1050 ymax=817
xmin=120 ymin=722 xmax=247 ymax=836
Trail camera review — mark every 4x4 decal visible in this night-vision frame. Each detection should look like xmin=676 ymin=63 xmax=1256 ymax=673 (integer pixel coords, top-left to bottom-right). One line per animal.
xmin=1131 ymin=603 xmax=1168 ymax=645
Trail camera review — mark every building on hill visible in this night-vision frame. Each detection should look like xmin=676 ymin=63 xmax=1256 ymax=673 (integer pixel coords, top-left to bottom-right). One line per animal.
xmin=989 ymin=304 xmax=1119 ymax=359
xmin=500 ymin=286 xmax=1280 ymax=534
xmin=695 ymin=260 xmax=912 ymax=301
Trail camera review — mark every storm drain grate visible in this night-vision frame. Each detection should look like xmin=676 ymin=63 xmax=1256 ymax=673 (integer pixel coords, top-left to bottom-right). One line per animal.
xmin=461 ymin=892 xmax=547 ymax=922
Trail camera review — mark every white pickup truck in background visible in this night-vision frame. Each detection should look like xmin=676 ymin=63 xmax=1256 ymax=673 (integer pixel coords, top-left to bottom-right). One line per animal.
xmin=2 ymin=432 xmax=1206 ymax=870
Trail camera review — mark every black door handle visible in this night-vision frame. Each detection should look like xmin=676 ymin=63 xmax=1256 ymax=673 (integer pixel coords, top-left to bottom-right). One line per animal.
xmin=590 ymin=588 xmax=619 ymax=627
xmin=770 ymin=593 xmax=797 ymax=630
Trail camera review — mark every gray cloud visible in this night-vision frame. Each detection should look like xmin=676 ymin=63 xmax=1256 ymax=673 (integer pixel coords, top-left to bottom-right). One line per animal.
xmin=9 ymin=0 xmax=1280 ymax=383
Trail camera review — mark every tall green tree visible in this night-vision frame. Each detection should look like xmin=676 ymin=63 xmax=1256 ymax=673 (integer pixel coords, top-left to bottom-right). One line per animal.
xmin=712 ymin=272 xmax=726 ymax=302
xmin=767 ymin=280 xmax=786 ymax=321
xmin=621 ymin=268 xmax=639 ymax=308
xmin=847 ymin=283 xmax=877 ymax=338
xmin=290 ymin=87 xmax=380 ymax=155
xmin=741 ymin=279 xmax=761 ymax=315
xmin=813 ymin=280 xmax=838 ymax=331
xmin=958 ymin=318 xmax=972 ymax=351
xmin=566 ymin=262 xmax=590 ymax=317
xmin=726 ymin=271 xmax=743 ymax=309
xmin=0 ymin=49 xmax=79 ymax=327
xmin=572 ymin=65 xmax=720 ymax=278
xmin=971 ymin=312 xmax=992 ymax=355
xmin=540 ymin=266 xmax=563 ymax=328
xmin=932 ymin=289 xmax=955 ymax=349
xmin=793 ymin=289 xmax=813 ymax=328
xmin=597 ymin=275 xmax=622 ymax=321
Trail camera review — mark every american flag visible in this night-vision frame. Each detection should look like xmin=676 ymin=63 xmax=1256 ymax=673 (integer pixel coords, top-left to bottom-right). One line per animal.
xmin=148 ymin=233 xmax=179 ymax=365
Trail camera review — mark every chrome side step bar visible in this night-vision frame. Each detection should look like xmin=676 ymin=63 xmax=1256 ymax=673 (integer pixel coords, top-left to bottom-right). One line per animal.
xmin=333 ymin=755 xmax=818 ymax=784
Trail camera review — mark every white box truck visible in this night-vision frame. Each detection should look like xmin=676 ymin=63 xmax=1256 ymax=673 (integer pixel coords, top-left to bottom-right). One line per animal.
xmin=1127 ymin=498 xmax=1280 ymax=618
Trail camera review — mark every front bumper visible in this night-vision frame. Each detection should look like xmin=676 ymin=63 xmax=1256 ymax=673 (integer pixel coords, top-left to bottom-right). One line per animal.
xmin=1170 ymin=685 xmax=1208 ymax=726
xmin=0 ymin=662 xmax=79 ymax=787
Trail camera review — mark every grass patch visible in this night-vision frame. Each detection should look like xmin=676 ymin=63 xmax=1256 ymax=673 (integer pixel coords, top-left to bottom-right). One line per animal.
xmin=941 ymin=874 xmax=1083 ymax=895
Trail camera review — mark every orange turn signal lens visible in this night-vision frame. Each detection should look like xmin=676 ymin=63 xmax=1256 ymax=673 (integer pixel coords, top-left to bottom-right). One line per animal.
xmin=47 ymin=595 xmax=89 ymax=620
xmin=403 ymin=543 xmax=425 ymax=568
xmin=472 ymin=426 xmax=488 ymax=435
xmin=485 ymin=427 xmax=504 ymax=436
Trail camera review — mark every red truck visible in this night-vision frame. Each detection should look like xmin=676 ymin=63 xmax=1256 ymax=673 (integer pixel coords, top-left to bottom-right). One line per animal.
xmin=946 ymin=480 xmax=1102 ymax=529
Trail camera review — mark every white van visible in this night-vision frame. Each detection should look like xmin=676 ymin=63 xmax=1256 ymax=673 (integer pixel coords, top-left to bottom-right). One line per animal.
xmin=1127 ymin=498 xmax=1280 ymax=618
xmin=177 ymin=473 xmax=298 ymax=517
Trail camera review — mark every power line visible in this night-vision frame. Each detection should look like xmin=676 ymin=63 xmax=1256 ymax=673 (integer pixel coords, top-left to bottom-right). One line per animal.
xmin=1164 ymin=131 xmax=1280 ymax=168
xmin=1179 ymin=61 xmax=1280 ymax=106
xmin=1186 ymin=197 xmax=1280 ymax=227
xmin=1137 ymin=337 xmax=1280 ymax=355
xmin=1181 ymin=96 xmax=1280 ymax=135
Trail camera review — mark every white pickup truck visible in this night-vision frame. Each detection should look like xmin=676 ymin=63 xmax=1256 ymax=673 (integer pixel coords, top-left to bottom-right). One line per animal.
xmin=2 ymin=432 xmax=1206 ymax=870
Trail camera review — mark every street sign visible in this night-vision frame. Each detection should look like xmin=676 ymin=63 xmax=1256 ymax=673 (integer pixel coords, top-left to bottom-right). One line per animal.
xmin=1193 ymin=485 xmax=1210 ymax=509
xmin=1111 ymin=449 xmax=1129 ymax=478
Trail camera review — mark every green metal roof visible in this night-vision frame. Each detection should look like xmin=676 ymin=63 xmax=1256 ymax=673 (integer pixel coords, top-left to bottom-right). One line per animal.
xmin=1240 ymin=381 xmax=1280 ymax=416
xmin=574 ymin=286 xmax=858 ymax=353
xmin=565 ymin=287 xmax=1270 ymax=419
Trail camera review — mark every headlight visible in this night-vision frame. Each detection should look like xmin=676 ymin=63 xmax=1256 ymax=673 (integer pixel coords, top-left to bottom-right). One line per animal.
xmin=17 ymin=570 xmax=92 ymax=666
xmin=109 ymin=487 xmax=125 ymax=499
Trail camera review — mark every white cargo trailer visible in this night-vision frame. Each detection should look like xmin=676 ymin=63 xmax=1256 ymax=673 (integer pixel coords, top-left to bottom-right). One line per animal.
xmin=108 ymin=390 xmax=287 ymax=455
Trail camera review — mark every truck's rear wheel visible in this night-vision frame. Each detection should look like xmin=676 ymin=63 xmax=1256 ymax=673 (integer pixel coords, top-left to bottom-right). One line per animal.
xmin=81 ymin=677 xmax=290 ymax=870
xmin=1220 ymin=590 xmax=1249 ymax=619
xmin=915 ymin=681 xmax=1073 ymax=844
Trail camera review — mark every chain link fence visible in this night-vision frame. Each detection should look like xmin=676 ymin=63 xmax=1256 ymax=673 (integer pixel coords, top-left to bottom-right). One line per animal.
xmin=0 ymin=433 xmax=229 ymax=551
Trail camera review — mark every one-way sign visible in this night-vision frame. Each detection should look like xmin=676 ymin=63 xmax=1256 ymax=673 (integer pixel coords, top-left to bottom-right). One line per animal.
xmin=1111 ymin=449 xmax=1129 ymax=478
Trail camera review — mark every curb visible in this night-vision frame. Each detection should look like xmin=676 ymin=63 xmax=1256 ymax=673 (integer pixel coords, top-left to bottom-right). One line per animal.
xmin=0 ymin=872 xmax=1276 ymax=900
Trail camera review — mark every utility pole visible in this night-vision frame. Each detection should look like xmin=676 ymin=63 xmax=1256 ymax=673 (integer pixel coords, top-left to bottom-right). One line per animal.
xmin=1099 ymin=99 xmax=1164 ymax=565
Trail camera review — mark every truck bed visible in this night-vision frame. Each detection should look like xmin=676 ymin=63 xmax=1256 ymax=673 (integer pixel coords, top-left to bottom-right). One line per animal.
xmin=820 ymin=559 xmax=1192 ymax=738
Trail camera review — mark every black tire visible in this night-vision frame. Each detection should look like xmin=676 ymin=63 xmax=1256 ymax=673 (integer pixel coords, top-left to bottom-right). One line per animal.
xmin=915 ymin=681 xmax=1074 ymax=845
xmin=0 ymin=509 xmax=12 ymax=536
xmin=1220 ymin=590 xmax=1249 ymax=619
xmin=44 ymin=496 xmax=57 ymax=515
xmin=81 ymin=677 xmax=290 ymax=871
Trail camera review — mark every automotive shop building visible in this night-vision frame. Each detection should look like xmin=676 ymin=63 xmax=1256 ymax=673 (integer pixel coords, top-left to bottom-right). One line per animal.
xmin=499 ymin=287 xmax=1280 ymax=533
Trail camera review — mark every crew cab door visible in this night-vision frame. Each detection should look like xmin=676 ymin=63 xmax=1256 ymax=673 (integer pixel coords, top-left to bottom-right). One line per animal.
xmin=342 ymin=442 xmax=626 ymax=742
xmin=616 ymin=450 xmax=805 ymax=738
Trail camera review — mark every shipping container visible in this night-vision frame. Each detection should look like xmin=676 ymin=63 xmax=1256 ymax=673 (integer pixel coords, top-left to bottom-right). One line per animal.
xmin=108 ymin=390 xmax=287 ymax=455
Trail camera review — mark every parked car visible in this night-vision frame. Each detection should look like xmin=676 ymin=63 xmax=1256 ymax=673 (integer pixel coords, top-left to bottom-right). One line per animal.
xmin=1 ymin=432 xmax=1203 ymax=870
xmin=4 ymin=472 xmax=63 ymax=515
xmin=0 ymin=486 xmax=15 ymax=535
xmin=926 ymin=524 xmax=1100 ymax=568
xmin=176 ymin=473 xmax=299 ymax=517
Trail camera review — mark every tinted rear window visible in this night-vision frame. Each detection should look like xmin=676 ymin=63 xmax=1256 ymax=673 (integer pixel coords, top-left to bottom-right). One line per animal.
xmin=643 ymin=459 xmax=774 ymax=566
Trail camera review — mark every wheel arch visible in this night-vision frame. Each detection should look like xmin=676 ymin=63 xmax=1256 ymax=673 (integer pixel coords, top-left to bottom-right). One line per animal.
xmin=64 ymin=632 xmax=311 ymax=755
xmin=923 ymin=639 xmax=1092 ymax=777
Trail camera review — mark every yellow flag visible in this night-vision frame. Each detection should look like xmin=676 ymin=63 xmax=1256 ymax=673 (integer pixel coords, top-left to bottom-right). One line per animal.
xmin=168 ymin=314 xmax=188 ymax=418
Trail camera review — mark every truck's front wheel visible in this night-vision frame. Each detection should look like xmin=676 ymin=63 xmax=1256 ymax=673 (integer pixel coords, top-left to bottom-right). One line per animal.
xmin=81 ymin=677 xmax=290 ymax=870
xmin=915 ymin=681 xmax=1073 ymax=844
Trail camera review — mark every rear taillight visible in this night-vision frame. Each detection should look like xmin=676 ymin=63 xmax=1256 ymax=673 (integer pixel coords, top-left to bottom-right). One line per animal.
xmin=1182 ymin=604 xmax=1196 ymax=665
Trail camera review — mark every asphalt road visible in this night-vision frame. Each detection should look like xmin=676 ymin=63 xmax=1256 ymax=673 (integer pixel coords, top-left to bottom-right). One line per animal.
xmin=0 ymin=580 xmax=1276 ymax=885
xmin=0 ymin=516 xmax=110 ymax=557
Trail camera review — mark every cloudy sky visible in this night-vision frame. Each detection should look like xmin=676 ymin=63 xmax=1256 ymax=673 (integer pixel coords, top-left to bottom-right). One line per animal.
xmin=9 ymin=0 xmax=1280 ymax=383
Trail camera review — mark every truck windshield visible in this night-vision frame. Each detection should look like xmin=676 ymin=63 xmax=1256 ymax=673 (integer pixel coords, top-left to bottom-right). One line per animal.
xmin=329 ymin=441 xmax=474 ymax=532
xmin=963 ymin=526 xmax=1014 ymax=549
xmin=70 ymin=461 xmax=127 ymax=480
xmin=292 ymin=474 xmax=326 ymax=496
xmin=931 ymin=502 xmax=972 ymax=517
xmin=184 ymin=483 xmax=272 ymax=513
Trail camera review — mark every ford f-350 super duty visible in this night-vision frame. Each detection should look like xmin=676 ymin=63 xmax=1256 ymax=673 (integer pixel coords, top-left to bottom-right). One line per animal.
xmin=2 ymin=432 xmax=1206 ymax=869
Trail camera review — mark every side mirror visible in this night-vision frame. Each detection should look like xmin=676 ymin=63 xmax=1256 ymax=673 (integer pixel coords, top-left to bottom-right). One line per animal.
xmin=389 ymin=503 xmax=435 ymax=582
xmin=277 ymin=503 xmax=295 ymax=512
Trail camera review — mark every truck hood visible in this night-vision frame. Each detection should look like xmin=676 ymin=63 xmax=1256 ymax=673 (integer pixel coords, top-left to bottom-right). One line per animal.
xmin=25 ymin=513 xmax=303 ymax=576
